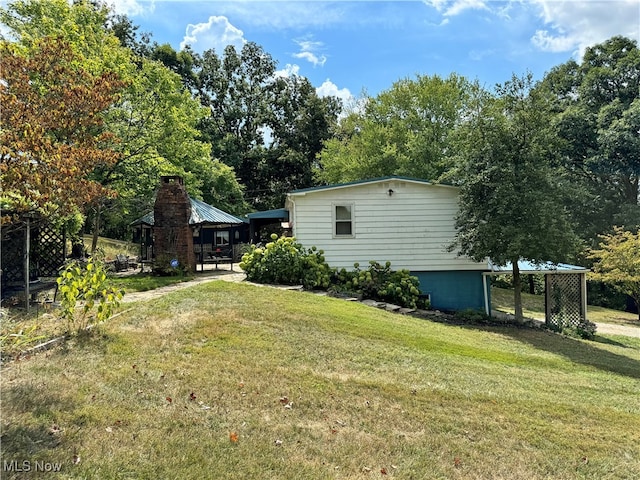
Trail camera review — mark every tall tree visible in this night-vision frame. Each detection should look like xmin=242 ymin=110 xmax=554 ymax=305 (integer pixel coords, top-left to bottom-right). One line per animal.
xmin=452 ymin=74 xmax=578 ymax=322
xmin=317 ymin=74 xmax=469 ymax=184
xmin=1 ymin=0 xmax=245 ymax=244
xmin=193 ymin=42 xmax=339 ymax=209
xmin=0 ymin=37 xmax=124 ymax=231
xmin=539 ymin=36 xmax=640 ymax=243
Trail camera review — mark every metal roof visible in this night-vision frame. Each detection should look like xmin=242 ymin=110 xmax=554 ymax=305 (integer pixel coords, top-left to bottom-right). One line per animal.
xmin=288 ymin=176 xmax=457 ymax=196
xmin=246 ymin=208 xmax=289 ymax=221
xmin=486 ymin=260 xmax=589 ymax=275
xmin=130 ymin=198 xmax=244 ymax=227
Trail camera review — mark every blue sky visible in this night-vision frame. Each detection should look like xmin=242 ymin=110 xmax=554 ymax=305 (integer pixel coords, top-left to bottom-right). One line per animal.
xmin=110 ymin=1 xmax=638 ymax=104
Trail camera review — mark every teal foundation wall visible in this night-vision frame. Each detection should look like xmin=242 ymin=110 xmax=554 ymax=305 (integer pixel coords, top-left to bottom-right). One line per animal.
xmin=411 ymin=270 xmax=489 ymax=312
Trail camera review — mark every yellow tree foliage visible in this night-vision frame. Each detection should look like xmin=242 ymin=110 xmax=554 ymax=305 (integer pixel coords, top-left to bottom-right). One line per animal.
xmin=0 ymin=37 xmax=125 ymax=224
xmin=588 ymin=226 xmax=640 ymax=320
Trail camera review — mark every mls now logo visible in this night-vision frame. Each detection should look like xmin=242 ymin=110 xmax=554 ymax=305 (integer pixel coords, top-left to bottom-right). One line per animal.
xmin=3 ymin=460 xmax=62 ymax=472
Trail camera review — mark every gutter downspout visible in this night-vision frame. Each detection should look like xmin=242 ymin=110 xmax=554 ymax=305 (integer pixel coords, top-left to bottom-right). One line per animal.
xmin=482 ymin=273 xmax=489 ymax=316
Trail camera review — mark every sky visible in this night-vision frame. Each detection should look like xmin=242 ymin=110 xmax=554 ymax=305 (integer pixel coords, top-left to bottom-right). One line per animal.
xmin=44 ymin=1 xmax=640 ymax=105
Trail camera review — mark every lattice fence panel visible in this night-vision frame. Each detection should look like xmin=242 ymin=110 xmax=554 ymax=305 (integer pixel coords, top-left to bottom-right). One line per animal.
xmin=1 ymin=225 xmax=65 ymax=286
xmin=34 ymin=226 xmax=66 ymax=276
xmin=545 ymin=274 xmax=585 ymax=329
xmin=1 ymin=231 xmax=25 ymax=284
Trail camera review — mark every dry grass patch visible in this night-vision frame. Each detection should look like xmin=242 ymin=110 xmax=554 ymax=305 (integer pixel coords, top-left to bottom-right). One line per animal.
xmin=2 ymin=282 xmax=639 ymax=479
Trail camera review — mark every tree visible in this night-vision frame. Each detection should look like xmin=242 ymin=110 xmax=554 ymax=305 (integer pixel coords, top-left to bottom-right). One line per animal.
xmin=1 ymin=0 xmax=245 ymax=245
xmin=588 ymin=227 xmax=640 ymax=320
xmin=452 ymin=74 xmax=578 ymax=322
xmin=0 ymin=37 xmax=124 ymax=229
xmin=317 ymin=74 xmax=469 ymax=184
xmin=193 ymin=42 xmax=340 ymax=209
xmin=539 ymin=36 xmax=640 ymax=243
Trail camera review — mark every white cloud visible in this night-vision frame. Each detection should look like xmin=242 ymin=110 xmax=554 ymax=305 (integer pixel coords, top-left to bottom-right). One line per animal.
xmin=108 ymin=0 xmax=155 ymax=17
xmin=423 ymin=0 xmax=489 ymax=17
xmin=531 ymin=30 xmax=576 ymax=53
xmin=293 ymin=37 xmax=327 ymax=67
xmin=275 ymin=63 xmax=301 ymax=79
xmin=184 ymin=1 xmax=348 ymax=30
xmin=316 ymin=79 xmax=353 ymax=104
xmin=530 ymin=0 xmax=640 ymax=56
xmin=180 ymin=16 xmax=246 ymax=54
xmin=293 ymin=51 xmax=327 ymax=67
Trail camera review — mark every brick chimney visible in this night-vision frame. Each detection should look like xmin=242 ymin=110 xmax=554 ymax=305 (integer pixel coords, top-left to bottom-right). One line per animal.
xmin=153 ymin=176 xmax=196 ymax=273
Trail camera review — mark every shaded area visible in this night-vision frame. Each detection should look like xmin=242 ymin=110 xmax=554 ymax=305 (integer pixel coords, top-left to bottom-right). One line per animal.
xmin=497 ymin=327 xmax=640 ymax=379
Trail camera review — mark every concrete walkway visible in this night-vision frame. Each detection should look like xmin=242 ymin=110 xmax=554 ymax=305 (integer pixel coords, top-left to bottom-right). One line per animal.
xmin=121 ymin=265 xmax=245 ymax=303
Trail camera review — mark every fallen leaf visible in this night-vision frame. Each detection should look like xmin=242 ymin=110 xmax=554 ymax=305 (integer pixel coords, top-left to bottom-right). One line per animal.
xmin=166 ymin=396 xmax=172 ymax=404
xmin=229 ymin=432 xmax=239 ymax=443
xmin=454 ymin=457 xmax=462 ymax=468
xmin=380 ymin=467 xmax=388 ymax=475
xmin=279 ymin=396 xmax=289 ymax=404
xmin=189 ymin=392 xmax=196 ymax=401
xmin=49 ymin=425 xmax=62 ymax=435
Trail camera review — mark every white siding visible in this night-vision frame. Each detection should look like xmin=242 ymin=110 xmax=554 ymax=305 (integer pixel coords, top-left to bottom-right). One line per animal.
xmin=289 ymin=179 xmax=488 ymax=271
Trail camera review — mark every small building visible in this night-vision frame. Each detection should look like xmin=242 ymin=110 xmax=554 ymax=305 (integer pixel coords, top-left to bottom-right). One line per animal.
xmin=285 ymin=176 xmax=491 ymax=311
xmin=131 ymin=176 xmax=246 ymax=272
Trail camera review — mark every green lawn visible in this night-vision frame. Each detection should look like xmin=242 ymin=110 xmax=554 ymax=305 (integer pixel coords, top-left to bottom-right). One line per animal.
xmin=80 ymin=234 xmax=138 ymax=259
xmin=492 ymin=286 xmax=639 ymax=326
xmin=2 ymin=281 xmax=639 ymax=479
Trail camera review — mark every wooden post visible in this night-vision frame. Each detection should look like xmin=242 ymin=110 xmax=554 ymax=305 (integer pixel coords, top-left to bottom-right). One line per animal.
xmin=24 ymin=217 xmax=30 ymax=311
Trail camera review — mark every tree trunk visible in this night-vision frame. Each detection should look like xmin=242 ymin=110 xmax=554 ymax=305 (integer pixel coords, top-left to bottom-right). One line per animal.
xmin=512 ymin=259 xmax=524 ymax=323
xmin=91 ymin=203 xmax=101 ymax=254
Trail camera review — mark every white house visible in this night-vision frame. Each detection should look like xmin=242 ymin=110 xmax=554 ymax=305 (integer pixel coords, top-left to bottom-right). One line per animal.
xmin=285 ymin=176 xmax=491 ymax=311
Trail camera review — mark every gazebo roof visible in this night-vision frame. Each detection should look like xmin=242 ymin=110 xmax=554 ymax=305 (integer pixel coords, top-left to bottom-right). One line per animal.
xmin=130 ymin=197 xmax=244 ymax=227
xmin=486 ymin=260 xmax=589 ymax=275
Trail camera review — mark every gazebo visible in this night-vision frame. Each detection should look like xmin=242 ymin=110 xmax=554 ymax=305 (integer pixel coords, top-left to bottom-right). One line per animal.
xmin=484 ymin=260 xmax=589 ymax=328
xmin=130 ymin=177 xmax=246 ymax=272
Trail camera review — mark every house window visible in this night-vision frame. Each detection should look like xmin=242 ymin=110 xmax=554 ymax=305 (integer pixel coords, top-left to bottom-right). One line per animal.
xmin=334 ymin=204 xmax=354 ymax=237
xmin=215 ymin=230 xmax=230 ymax=246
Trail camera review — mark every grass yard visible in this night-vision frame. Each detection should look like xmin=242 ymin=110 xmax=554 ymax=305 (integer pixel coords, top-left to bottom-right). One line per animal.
xmin=79 ymin=235 xmax=138 ymax=260
xmin=2 ymin=281 xmax=639 ymax=479
xmin=492 ymin=287 xmax=639 ymax=326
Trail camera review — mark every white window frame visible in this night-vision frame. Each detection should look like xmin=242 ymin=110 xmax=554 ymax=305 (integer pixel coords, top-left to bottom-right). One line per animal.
xmin=332 ymin=203 xmax=355 ymax=238
xmin=215 ymin=230 xmax=230 ymax=246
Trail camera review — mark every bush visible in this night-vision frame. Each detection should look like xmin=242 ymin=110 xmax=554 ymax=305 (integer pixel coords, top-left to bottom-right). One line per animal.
xmin=239 ymin=235 xmax=332 ymax=289
xmin=331 ymin=261 xmax=421 ymax=309
xmin=57 ymin=257 xmax=125 ymax=334
xmin=240 ymin=239 xmax=421 ymax=308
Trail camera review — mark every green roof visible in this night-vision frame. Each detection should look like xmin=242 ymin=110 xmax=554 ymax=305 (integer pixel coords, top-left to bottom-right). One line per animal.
xmin=130 ymin=198 xmax=244 ymax=227
xmin=246 ymin=208 xmax=289 ymax=221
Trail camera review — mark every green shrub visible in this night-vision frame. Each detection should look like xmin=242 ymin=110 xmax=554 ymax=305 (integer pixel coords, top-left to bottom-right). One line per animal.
xmin=239 ymin=235 xmax=332 ymax=289
xmin=331 ymin=261 xmax=421 ymax=309
xmin=57 ymin=257 xmax=125 ymax=334
xmin=240 ymin=239 xmax=421 ymax=308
